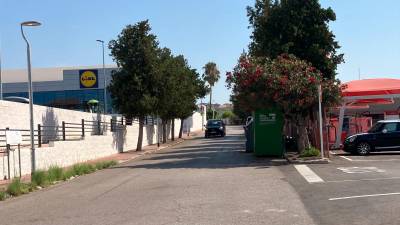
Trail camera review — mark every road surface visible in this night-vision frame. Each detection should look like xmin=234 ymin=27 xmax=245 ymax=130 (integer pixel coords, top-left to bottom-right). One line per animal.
xmin=0 ymin=126 xmax=314 ymax=225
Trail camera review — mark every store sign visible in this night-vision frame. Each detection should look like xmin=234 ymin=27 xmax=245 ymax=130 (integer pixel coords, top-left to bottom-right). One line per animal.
xmin=79 ymin=70 xmax=98 ymax=89
xmin=5 ymin=130 xmax=22 ymax=145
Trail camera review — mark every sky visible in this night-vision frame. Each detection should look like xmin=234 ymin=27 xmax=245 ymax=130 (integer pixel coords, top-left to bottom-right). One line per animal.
xmin=1 ymin=0 xmax=400 ymax=104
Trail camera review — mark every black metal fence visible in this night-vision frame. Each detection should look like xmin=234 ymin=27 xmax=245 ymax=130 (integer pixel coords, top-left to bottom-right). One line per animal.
xmin=0 ymin=115 xmax=158 ymax=149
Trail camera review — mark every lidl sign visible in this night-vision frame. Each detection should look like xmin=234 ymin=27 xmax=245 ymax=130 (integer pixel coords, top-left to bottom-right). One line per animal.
xmin=79 ymin=70 xmax=98 ymax=89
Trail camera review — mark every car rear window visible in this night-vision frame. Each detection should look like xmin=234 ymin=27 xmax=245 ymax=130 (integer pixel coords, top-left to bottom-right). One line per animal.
xmin=207 ymin=120 xmax=222 ymax=126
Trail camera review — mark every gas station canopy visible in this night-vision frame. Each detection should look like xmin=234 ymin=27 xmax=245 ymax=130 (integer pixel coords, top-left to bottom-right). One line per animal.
xmin=333 ymin=78 xmax=400 ymax=148
xmin=343 ymin=78 xmax=400 ymax=98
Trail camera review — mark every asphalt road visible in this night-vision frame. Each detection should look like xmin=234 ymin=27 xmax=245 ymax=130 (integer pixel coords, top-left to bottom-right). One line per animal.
xmin=281 ymin=151 xmax=400 ymax=225
xmin=0 ymin=126 xmax=314 ymax=225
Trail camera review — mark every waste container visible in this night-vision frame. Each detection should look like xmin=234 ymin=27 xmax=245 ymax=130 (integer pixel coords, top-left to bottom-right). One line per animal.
xmin=244 ymin=117 xmax=254 ymax=153
xmin=253 ymin=108 xmax=284 ymax=157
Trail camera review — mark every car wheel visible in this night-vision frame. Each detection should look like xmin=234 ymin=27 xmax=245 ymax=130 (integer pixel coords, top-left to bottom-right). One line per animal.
xmin=357 ymin=142 xmax=371 ymax=155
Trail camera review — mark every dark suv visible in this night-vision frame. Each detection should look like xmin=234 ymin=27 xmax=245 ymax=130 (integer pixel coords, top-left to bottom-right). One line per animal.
xmin=343 ymin=120 xmax=400 ymax=155
xmin=205 ymin=120 xmax=226 ymax=138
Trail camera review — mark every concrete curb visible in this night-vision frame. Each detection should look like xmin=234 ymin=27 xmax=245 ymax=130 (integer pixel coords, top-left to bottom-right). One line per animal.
xmin=284 ymin=154 xmax=330 ymax=164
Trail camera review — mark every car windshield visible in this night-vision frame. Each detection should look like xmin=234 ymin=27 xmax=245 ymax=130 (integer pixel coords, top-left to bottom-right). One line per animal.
xmin=368 ymin=123 xmax=383 ymax=133
xmin=207 ymin=120 xmax=222 ymax=126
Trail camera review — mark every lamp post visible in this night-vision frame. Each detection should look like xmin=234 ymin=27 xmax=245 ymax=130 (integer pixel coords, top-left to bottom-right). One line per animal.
xmin=96 ymin=39 xmax=107 ymax=114
xmin=21 ymin=20 xmax=41 ymax=173
xmin=318 ymin=84 xmax=324 ymax=158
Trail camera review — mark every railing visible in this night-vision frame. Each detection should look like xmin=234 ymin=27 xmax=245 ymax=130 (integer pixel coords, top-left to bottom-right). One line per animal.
xmin=0 ymin=115 xmax=158 ymax=149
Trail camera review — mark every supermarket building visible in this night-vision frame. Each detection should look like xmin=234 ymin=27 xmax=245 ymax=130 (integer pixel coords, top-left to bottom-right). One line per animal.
xmin=2 ymin=66 xmax=116 ymax=113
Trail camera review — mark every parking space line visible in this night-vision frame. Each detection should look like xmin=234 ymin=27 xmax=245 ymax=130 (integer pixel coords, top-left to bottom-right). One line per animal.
xmin=329 ymin=192 xmax=400 ymax=201
xmin=294 ymin=165 xmax=324 ymax=183
xmin=340 ymin=156 xmax=353 ymax=161
xmin=326 ymin=176 xmax=400 ymax=183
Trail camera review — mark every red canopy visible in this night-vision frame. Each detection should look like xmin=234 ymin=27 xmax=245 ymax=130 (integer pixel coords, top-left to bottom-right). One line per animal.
xmin=342 ymin=78 xmax=400 ymax=97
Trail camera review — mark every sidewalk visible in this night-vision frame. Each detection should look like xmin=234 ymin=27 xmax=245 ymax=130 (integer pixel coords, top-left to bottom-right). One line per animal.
xmin=0 ymin=130 xmax=203 ymax=188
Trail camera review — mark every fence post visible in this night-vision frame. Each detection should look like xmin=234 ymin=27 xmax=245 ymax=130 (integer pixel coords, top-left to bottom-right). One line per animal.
xmin=110 ymin=119 xmax=114 ymax=132
xmin=5 ymin=127 xmax=10 ymax=180
xmin=97 ymin=120 xmax=101 ymax=135
xmin=121 ymin=117 xmax=124 ymax=125
xmin=81 ymin=119 xmax=85 ymax=138
xmin=62 ymin=121 xmax=66 ymax=141
xmin=37 ymin=124 xmax=42 ymax=148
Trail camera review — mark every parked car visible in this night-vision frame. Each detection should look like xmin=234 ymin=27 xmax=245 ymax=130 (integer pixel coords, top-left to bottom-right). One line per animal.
xmin=343 ymin=120 xmax=400 ymax=155
xmin=205 ymin=119 xmax=226 ymax=138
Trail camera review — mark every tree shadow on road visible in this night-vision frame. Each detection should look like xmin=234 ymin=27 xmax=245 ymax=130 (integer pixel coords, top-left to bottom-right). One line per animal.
xmin=111 ymin=133 xmax=287 ymax=170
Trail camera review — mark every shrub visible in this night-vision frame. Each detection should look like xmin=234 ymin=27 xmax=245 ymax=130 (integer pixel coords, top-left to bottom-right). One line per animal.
xmin=7 ymin=179 xmax=29 ymax=196
xmin=0 ymin=191 xmax=6 ymax=201
xmin=47 ymin=166 xmax=64 ymax=182
xmin=300 ymin=147 xmax=321 ymax=158
xmin=31 ymin=170 xmax=49 ymax=187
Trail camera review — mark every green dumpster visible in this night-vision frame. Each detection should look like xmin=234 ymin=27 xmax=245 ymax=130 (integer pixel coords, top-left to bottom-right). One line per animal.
xmin=253 ymin=109 xmax=284 ymax=157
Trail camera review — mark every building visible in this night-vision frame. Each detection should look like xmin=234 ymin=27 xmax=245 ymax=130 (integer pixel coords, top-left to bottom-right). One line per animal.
xmin=2 ymin=66 xmax=116 ymax=113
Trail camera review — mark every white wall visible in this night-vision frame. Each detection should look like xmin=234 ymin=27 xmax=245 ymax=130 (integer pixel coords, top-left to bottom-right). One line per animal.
xmin=0 ymin=101 xmax=205 ymax=180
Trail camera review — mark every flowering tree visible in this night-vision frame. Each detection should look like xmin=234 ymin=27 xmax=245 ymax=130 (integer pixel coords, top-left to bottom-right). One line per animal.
xmin=227 ymin=54 xmax=342 ymax=152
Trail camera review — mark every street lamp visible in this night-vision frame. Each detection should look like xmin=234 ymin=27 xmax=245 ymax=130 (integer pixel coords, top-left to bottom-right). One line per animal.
xmin=96 ymin=39 xmax=107 ymax=114
xmin=21 ymin=20 xmax=41 ymax=173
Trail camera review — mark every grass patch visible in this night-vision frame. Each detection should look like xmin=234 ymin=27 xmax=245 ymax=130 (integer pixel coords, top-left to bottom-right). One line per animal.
xmin=47 ymin=166 xmax=63 ymax=182
xmin=72 ymin=164 xmax=96 ymax=176
xmin=31 ymin=170 xmax=49 ymax=187
xmin=300 ymin=147 xmax=321 ymax=158
xmin=95 ymin=160 xmax=117 ymax=170
xmin=1 ymin=160 xmax=118 ymax=200
xmin=62 ymin=169 xmax=75 ymax=181
xmin=6 ymin=179 xmax=29 ymax=196
xmin=0 ymin=191 xmax=6 ymax=201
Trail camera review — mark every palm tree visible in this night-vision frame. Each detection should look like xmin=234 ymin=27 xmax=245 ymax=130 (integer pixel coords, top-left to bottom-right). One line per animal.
xmin=202 ymin=62 xmax=220 ymax=119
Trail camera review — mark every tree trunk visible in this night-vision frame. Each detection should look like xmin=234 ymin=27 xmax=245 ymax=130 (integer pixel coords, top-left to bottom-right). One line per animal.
xmin=296 ymin=116 xmax=310 ymax=153
xmin=209 ymin=87 xmax=212 ymax=118
xmin=162 ymin=120 xmax=167 ymax=143
xmin=179 ymin=119 xmax=184 ymax=138
xmin=137 ymin=116 xmax=144 ymax=151
xmin=171 ymin=119 xmax=175 ymax=141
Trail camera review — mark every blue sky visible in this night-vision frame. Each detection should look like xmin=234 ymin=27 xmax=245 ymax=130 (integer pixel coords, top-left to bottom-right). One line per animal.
xmin=1 ymin=0 xmax=400 ymax=104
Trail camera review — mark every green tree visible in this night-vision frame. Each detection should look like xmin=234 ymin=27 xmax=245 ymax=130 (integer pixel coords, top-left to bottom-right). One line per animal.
xmin=176 ymin=69 xmax=207 ymax=138
xmin=247 ymin=0 xmax=343 ymax=79
xmin=156 ymin=48 xmax=183 ymax=143
xmin=202 ymin=62 xmax=220 ymax=118
xmin=156 ymin=49 xmax=207 ymax=142
xmin=108 ymin=20 xmax=159 ymax=151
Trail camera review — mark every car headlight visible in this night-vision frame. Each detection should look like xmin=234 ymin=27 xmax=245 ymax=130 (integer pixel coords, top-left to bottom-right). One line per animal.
xmin=347 ymin=135 xmax=357 ymax=143
xmin=219 ymin=126 xmax=223 ymax=130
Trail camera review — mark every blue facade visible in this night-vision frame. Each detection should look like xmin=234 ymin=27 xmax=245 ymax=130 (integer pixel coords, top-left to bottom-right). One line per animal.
xmin=3 ymin=67 xmax=116 ymax=113
xmin=3 ymin=89 xmax=113 ymax=113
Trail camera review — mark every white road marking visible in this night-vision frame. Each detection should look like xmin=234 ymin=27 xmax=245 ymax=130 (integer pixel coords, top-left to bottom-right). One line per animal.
xmin=294 ymin=165 xmax=324 ymax=183
xmin=340 ymin=156 xmax=353 ymax=161
xmin=337 ymin=167 xmax=385 ymax=174
xmin=326 ymin=176 xmax=400 ymax=183
xmin=329 ymin=151 xmax=337 ymax=155
xmin=329 ymin=192 xmax=400 ymax=201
